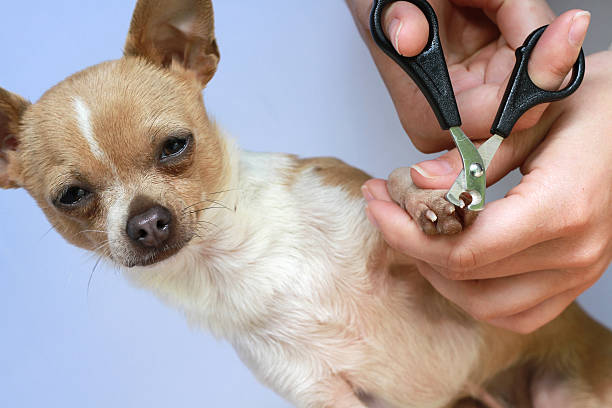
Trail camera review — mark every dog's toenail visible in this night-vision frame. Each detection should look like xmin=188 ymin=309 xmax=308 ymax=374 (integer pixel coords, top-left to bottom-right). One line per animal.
xmin=426 ymin=210 xmax=437 ymax=222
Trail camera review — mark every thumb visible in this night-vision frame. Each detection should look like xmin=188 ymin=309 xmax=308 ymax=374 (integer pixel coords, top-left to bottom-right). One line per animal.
xmin=409 ymin=153 xmax=460 ymax=190
xmin=382 ymin=1 xmax=429 ymax=57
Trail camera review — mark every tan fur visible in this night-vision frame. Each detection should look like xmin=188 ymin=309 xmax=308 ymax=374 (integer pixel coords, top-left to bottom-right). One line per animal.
xmin=1 ymin=1 xmax=612 ymax=407
xmin=8 ymin=58 xmax=226 ymax=258
xmin=125 ymin=0 xmax=219 ymax=86
xmin=291 ymin=157 xmax=371 ymax=198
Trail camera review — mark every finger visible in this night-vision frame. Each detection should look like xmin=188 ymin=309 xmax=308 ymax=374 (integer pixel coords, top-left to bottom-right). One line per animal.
xmin=366 ymin=185 xmax=551 ymax=269
xmin=486 ymin=283 xmax=590 ymax=334
xmin=414 ymin=94 xmax=612 ymax=273
xmin=528 ymin=10 xmax=590 ymax=91
xmin=362 ymin=179 xmax=393 ymax=202
xmin=427 ymin=237 xmax=567 ymax=280
xmin=365 ymin=198 xmax=440 ymax=260
xmin=431 ymin=231 xmax=610 ymax=281
xmin=451 ymin=0 xmax=555 ymax=49
xmin=418 ymin=262 xmax=586 ymax=323
xmin=409 ymin=155 xmax=458 ymax=190
xmin=382 ymin=1 xmax=429 ymax=57
xmin=390 ymin=175 xmax=570 ymax=270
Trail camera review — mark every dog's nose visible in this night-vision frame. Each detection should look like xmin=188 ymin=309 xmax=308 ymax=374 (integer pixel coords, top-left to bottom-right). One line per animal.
xmin=126 ymin=205 xmax=172 ymax=248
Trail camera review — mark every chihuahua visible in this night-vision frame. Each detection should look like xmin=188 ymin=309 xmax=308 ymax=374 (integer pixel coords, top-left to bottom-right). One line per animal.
xmin=1 ymin=0 xmax=611 ymax=407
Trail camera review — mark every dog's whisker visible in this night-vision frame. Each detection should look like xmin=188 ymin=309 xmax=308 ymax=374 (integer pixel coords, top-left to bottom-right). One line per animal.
xmin=182 ymin=198 xmax=232 ymax=213
xmin=39 ymin=222 xmax=61 ymax=241
xmin=207 ymin=188 xmax=240 ymax=195
xmin=188 ymin=205 xmax=228 ymax=215
xmin=76 ymin=229 xmax=107 ymax=236
xmin=92 ymin=240 xmax=113 ymax=253
xmin=194 ymin=220 xmax=219 ymax=228
xmin=182 ymin=200 xmax=210 ymax=212
xmin=87 ymin=256 xmax=104 ymax=298
xmin=193 ymin=225 xmax=213 ymax=235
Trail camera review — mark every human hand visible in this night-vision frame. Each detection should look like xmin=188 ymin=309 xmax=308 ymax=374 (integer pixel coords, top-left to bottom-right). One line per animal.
xmin=345 ymin=0 xmax=590 ymax=152
xmin=362 ymin=51 xmax=612 ymax=334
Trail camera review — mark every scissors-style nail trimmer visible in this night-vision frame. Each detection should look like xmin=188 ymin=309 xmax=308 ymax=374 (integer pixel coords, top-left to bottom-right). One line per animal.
xmin=447 ymin=26 xmax=585 ymax=208
xmin=370 ymin=0 xmax=585 ymax=211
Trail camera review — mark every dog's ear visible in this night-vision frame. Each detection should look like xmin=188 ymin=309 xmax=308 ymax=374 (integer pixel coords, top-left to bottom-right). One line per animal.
xmin=124 ymin=0 xmax=220 ymax=88
xmin=0 ymin=87 xmax=29 ymax=189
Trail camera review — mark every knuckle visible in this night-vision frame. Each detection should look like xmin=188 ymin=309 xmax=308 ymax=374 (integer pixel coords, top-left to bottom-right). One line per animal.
xmin=571 ymin=252 xmax=599 ymax=271
xmin=569 ymin=240 xmax=607 ymax=269
xmin=444 ymin=245 xmax=479 ymax=277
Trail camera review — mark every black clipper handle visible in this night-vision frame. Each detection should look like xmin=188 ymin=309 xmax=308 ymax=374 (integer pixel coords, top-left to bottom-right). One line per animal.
xmin=491 ymin=25 xmax=586 ymax=138
xmin=370 ymin=0 xmax=461 ymax=130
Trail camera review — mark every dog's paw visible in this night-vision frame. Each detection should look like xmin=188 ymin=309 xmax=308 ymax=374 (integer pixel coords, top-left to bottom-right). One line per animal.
xmin=387 ymin=167 xmax=477 ymax=236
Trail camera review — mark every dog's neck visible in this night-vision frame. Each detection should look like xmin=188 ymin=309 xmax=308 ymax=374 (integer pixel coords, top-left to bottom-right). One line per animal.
xmin=121 ymin=134 xmax=310 ymax=338
xmin=122 ymin=130 xmax=385 ymax=342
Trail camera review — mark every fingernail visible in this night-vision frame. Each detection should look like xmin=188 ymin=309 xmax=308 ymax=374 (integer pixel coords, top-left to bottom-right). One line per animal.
xmin=569 ymin=11 xmax=590 ymax=47
xmin=388 ymin=18 xmax=404 ymax=55
xmin=365 ymin=205 xmax=380 ymax=229
xmin=411 ymin=159 xmax=453 ymax=178
xmin=361 ymin=185 xmax=374 ymax=202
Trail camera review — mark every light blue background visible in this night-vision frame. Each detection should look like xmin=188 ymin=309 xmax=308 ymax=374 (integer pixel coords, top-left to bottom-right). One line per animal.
xmin=1 ymin=1 xmax=611 ymax=407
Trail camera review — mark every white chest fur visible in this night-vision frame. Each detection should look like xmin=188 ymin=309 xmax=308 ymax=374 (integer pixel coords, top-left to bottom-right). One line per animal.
xmin=125 ymin=149 xmax=375 ymax=331
xmin=124 ymin=148 xmax=481 ymax=408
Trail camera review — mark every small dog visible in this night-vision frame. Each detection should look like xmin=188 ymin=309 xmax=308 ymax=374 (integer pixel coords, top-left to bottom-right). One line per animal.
xmin=2 ymin=1 xmax=611 ymax=407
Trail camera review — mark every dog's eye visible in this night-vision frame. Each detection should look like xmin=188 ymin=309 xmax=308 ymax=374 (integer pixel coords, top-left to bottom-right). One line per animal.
xmin=160 ymin=136 xmax=189 ymax=160
xmin=57 ymin=186 xmax=91 ymax=207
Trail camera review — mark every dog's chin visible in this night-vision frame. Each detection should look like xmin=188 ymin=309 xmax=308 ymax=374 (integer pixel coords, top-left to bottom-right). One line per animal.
xmin=123 ymin=238 xmax=192 ymax=268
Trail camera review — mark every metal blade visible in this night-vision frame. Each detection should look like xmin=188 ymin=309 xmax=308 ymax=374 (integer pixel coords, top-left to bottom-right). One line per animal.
xmin=445 ymin=133 xmax=504 ymax=211
xmin=447 ymin=127 xmax=486 ymax=211
xmin=445 ymin=170 xmax=467 ymax=208
xmin=478 ymin=134 xmax=504 ymax=170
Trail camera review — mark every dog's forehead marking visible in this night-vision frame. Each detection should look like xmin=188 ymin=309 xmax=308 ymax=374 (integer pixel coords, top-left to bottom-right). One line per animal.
xmin=73 ymin=97 xmax=104 ymax=160
xmin=72 ymin=96 xmax=119 ymax=175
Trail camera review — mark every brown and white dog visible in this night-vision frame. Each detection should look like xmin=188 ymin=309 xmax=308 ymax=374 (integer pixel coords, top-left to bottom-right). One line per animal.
xmin=1 ymin=1 xmax=611 ymax=407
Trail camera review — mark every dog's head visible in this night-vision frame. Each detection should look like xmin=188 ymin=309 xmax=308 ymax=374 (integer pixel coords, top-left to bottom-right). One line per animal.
xmin=0 ymin=0 xmax=227 ymax=267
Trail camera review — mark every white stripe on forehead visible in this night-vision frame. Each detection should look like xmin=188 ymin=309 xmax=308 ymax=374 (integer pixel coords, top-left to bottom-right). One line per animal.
xmin=73 ymin=97 xmax=105 ymax=161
